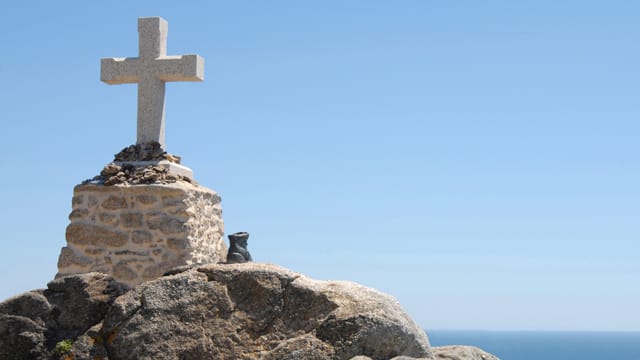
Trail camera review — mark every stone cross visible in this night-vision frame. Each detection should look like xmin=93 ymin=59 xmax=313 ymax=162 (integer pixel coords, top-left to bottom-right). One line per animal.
xmin=101 ymin=17 xmax=204 ymax=149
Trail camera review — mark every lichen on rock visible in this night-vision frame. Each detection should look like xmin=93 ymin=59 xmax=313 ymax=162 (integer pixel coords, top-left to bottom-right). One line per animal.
xmin=1 ymin=264 xmax=501 ymax=360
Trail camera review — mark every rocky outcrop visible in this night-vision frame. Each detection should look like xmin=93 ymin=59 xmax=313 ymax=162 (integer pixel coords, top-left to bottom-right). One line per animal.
xmin=0 ymin=263 xmax=500 ymax=360
xmin=94 ymin=263 xmax=432 ymax=359
xmin=0 ymin=272 xmax=126 ymax=360
xmin=432 ymin=346 xmax=500 ymax=360
xmin=349 ymin=346 xmax=500 ymax=360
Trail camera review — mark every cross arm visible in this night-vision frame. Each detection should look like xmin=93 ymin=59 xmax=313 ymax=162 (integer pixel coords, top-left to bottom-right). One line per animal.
xmin=101 ymin=57 xmax=139 ymax=84
xmin=155 ymin=54 xmax=204 ymax=82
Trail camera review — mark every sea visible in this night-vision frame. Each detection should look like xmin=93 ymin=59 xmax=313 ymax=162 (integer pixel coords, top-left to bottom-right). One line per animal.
xmin=427 ymin=330 xmax=640 ymax=360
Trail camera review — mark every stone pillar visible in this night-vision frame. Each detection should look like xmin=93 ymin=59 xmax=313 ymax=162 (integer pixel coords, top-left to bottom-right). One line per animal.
xmin=56 ymin=182 xmax=226 ymax=287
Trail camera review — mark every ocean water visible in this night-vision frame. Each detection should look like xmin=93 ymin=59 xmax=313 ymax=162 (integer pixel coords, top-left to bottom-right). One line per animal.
xmin=427 ymin=330 xmax=640 ymax=360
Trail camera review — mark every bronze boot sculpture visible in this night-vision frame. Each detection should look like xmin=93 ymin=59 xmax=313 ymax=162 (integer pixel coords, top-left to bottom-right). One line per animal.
xmin=226 ymin=232 xmax=253 ymax=264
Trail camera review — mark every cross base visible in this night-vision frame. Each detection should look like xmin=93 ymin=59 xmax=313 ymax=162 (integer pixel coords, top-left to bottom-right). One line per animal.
xmin=114 ymin=160 xmax=194 ymax=179
xmin=57 ymin=181 xmax=225 ymax=287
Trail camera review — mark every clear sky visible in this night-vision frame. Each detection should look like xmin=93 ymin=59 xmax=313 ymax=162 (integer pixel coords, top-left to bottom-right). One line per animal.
xmin=0 ymin=1 xmax=638 ymax=331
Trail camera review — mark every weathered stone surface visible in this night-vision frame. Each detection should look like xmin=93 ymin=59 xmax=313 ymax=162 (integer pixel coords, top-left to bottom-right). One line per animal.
xmin=355 ymin=346 xmax=500 ymax=360
xmin=0 ymin=291 xmax=52 ymax=327
xmin=136 ymin=193 xmax=158 ymax=205
xmin=88 ymin=195 xmax=98 ymax=207
xmin=167 ymin=237 xmax=188 ymax=250
xmin=0 ymin=315 xmax=47 ymax=360
xmin=96 ymin=263 xmax=432 ymax=360
xmin=120 ymin=212 xmax=143 ymax=228
xmin=261 ymin=334 xmax=336 ymax=360
xmin=45 ymin=273 xmax=127 ymax=339
xmin=432 ymin=346 xmax=500 ymax=360
xmin=131 ymin=229 xmax=152 ymax=244
xmin=69 ymin=208 xmax=89 ymax=220
xmin=72 ymin=195 xmax=84 ymax=206
xmin=1 ymin=265 xmax=500 ymax=360
xmin=57 ymin=246 xmax=92 ymax=268
xmin=0 ymin=273 xmax=126 ymax=360
xmin=101 ymin=195 xmax=128 ymax=210
xmin=57 ymin=182 xmax=226 ymax=286
xmin=66 ymin=223 xmax=128 ymax=247
xmin=146 ymin=211 xmax=186 ymax=234
xmin=69 ymin=323 xmax=109 ymax=360
xmin=113 ymin=262 xmax=139 ymax=282
xmin=99 ymin=212 xmax=120 ymax=226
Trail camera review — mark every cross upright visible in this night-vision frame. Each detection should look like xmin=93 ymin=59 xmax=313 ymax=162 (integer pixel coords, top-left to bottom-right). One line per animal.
xmin=101 ymin=17 xmax=204 ymax=149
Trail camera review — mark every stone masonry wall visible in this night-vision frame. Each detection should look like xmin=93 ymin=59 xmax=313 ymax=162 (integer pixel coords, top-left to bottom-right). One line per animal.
xmin=56 ymin=182 xmax=226 ymax=287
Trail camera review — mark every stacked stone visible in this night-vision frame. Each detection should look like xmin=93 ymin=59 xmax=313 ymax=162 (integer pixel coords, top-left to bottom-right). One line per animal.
xmin=56 ymin=182 xmax=226 ymax=287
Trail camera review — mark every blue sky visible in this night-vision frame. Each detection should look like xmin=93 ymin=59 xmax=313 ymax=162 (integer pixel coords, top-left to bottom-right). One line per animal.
xmin=0 ymin=1 xmax=638 ymax=331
